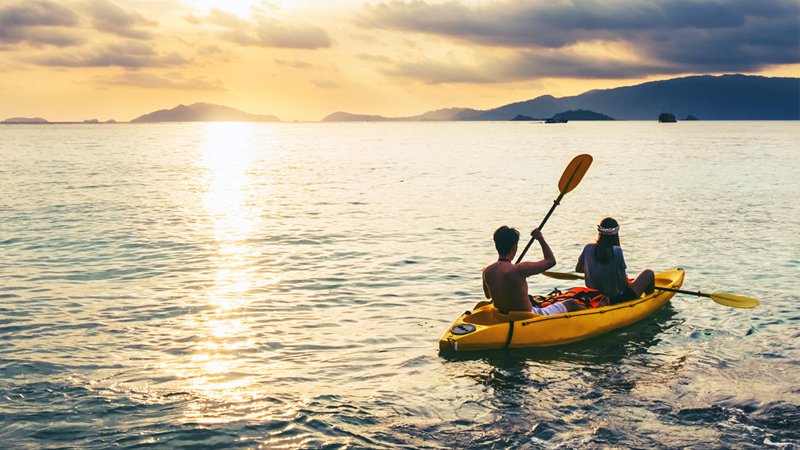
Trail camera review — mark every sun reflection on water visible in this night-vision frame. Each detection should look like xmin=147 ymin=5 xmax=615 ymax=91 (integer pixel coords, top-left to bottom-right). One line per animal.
xmin=202 ymin=123 xmax=257 ymax=235
xmin=165 ymin=123 xmax=280 ymax=425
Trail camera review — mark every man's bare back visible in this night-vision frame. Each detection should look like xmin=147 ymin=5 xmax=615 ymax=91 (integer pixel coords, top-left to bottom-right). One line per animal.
xmin=483 ymin=228 xmax=556 ymax=314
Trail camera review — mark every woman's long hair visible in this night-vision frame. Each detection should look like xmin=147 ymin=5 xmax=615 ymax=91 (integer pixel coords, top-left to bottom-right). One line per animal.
xmin=594 ymin=217 xmax=621 ymax=264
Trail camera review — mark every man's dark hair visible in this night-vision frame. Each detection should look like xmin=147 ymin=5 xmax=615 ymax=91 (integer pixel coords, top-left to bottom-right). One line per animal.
xmin=493 ymin=226 xmax=520 ymax=255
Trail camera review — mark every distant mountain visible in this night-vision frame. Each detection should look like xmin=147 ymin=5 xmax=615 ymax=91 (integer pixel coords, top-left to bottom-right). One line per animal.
xmin=322 ymin=107 xmax=481 ymax=122
xmin=322 ymin=112 xmax=394 ymax=122
xmin=2 ymin=117 xmax=50 ymax=124
xmin=414 ymin=107 xmax=483 ymax=121
xmin=472 ymin=75 xmax=798 ymax=121
xmin=132 ymin=103 xmax=280 ymax=123
xmin=323 ymin=74 xmax=798 ymax=121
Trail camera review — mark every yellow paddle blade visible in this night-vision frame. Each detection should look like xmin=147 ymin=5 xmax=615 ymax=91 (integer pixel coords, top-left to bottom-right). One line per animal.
xmin=558 ymin=154 xmax=593 ymax=194
xmin=543 ymin=271 xmax=584 ymax=280
xmin=710 ymin=292 xmax=760 ymax=309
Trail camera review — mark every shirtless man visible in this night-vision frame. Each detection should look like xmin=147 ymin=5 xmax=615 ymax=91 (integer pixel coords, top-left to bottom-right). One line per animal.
xmin=482 ymin=226 xmax=587 ymax=315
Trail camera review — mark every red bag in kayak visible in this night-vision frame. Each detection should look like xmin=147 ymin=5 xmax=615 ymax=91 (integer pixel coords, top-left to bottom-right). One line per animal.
xmin=531 ymin=287 xmax=609 ymax=309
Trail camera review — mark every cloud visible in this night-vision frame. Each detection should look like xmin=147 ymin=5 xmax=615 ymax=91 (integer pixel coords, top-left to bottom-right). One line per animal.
xmin=83 ymin=0 xmax=158 ymax=40
xmin=30 ymin=41 xmax=188 ymax=68
xmin=377 ymin=57 xmax=495 ymax=84
xmin=370 ymin=48 xmax=693 ymax=85
xmin=0 ymin=0 xmax=77 ymax=27
xmin=0 ymin=0 xmax=83 ymax=47
xmin=501 ymin=51 xmax=684 ymax=80
xmin=253 ymin=17 xmax=331 ymax=49
xmin=357 ymin=0 xmax=800 ymax=81
xmin=97 ymin=71 xmax=227 ymax=90
xmin=204 ymin=9 xmax=259 ymax=45
xmin=355 ymin=53 xmax=394 ymax=64
xmin=0 ymin=0 xmax=160 ymax=50
xmin=311 ymin=79 xmax=339 ymax=88
xmin=275 ymin=59 xmax=314 ymax=68
xmin=202 ymin=8 xmax=332 ymax=49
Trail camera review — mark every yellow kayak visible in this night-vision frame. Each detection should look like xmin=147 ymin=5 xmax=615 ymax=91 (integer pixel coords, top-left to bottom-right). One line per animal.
xmin=439 ymin=268 xmax=685 ymax=352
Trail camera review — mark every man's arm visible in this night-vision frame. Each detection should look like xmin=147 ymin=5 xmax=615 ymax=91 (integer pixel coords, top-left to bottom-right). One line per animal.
xmin=482 ymin=271 xmax=491 ymax=299
xmin=516 ymin=229 xmax=556 ymax=277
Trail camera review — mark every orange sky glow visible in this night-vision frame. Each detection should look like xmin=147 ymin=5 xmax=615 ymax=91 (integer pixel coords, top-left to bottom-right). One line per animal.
xmin=0 ymin=0 xmax=797 ymax=122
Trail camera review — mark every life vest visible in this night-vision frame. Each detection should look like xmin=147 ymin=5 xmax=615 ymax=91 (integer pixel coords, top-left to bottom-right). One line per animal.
xmin=531 ymin=287 xmax=608 ymax=309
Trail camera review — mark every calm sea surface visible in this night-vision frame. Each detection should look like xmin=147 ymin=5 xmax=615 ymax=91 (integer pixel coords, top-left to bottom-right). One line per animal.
xmin=1 ymin=121 xmax=799 ymax=449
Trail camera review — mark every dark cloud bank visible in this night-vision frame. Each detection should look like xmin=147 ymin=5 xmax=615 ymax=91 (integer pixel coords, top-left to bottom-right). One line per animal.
xmin=358 ymin=0 xmax=800 ymax=83
xmin=0 ymin=0 xmax=82 ymax=47
xmin=0 ymin=0 xmax=157 ymax=46
xmin=0 ymin=0 xmax=331 ymax=72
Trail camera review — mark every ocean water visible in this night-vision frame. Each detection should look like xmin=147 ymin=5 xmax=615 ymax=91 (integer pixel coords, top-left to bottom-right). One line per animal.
xmin=1 ymin=121 xmax=798 ymax=449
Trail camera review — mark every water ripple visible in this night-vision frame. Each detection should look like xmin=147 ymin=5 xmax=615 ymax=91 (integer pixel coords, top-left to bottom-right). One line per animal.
xmin=1 ymin=122 xmax=798 ymax=449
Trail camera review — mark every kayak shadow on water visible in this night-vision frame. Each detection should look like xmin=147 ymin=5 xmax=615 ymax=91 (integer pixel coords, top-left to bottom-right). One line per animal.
xmin=439 ymin=304 xmax=681 ymax=366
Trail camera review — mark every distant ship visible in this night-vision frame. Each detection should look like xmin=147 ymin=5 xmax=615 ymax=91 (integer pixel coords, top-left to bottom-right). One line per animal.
xmin=545 ymin=117 xmax=569 ymax=123
xmin=658 ymin=113 xmax=677 ymax=123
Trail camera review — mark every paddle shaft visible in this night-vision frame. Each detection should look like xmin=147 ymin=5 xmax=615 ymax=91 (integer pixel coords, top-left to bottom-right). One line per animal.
xmin=544 ymin=271 xmax=707 ymax=297
xmin=515 ymin=199 xmax=560 ymax=263
xmin=515 ymin=170 xmax=576 ymax=264
xmin=547 ymin=272 xmax=711 ymax=298
xmin=654 ymin=286 xmax=712 ymax=298
xmin=542 ymin=271 xmax=758 ymax=307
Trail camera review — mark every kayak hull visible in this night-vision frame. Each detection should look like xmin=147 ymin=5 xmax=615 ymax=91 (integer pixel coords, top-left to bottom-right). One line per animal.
xmin=439 ymin=268 xmax=685 ymax=352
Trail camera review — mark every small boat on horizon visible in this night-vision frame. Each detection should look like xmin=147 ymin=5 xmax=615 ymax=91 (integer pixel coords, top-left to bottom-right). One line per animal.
xmin=545 ymin=117 xmax=569 ymax=123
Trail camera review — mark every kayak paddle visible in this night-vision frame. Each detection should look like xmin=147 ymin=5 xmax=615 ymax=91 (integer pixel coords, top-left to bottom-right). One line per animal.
xmin=516 ymin=154 xmax=593 ymax=263
xmin=542 ymin=271 xmax=586 ymax=281
xmin=542 ymin=271 xmax=760 ymax=309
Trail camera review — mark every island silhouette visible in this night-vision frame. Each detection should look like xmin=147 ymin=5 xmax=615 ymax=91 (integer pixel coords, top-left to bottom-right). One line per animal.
xmin=131 ymin=103 xmax=281 ymax=123
xmin=3 ymin=74 xmax=797 ymax=124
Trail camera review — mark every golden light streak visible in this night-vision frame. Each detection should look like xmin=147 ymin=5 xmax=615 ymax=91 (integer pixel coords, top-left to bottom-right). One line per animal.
xmin=154 ymin=122 xmax=272 ymax=424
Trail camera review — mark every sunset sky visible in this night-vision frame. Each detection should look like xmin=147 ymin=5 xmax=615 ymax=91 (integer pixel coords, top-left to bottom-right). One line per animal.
xmin=1 ymin=0 xmax=797 ymax=122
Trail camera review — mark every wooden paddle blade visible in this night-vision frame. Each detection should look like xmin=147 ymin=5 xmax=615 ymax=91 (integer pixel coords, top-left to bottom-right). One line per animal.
xmin=558 ymin=154 xmax=593 ymax=194
xmin=543 ymin=271 xmax=585 ymax=280
xmin=710 ymin=293 xmax=760 ymax=309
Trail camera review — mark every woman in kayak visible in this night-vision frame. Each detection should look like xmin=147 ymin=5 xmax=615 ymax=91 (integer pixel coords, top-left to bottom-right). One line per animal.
xmin=576 ymin=217 xmax=655 ymax=305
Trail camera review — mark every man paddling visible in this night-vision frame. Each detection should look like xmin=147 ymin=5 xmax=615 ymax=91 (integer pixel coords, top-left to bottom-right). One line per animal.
xmin=483 ymin=226 xmax=587 ymax=315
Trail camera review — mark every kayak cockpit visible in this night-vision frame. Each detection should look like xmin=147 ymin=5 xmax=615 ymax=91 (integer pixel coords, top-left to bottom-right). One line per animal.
xmin=462 ymin=304 xmax=539 ymax=325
